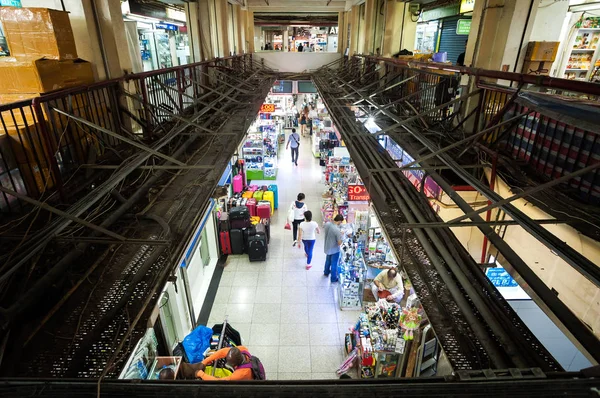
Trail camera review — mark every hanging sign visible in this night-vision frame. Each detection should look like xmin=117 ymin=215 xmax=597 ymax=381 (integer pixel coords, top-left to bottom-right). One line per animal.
xmin=260 ymin=103 xmax=275 ymax=113
xmin=0 ymin=0 xmax=22 ymax=6
xmin=155 ymin=22 xmax=178 ymax=31
xmin=456 ymin=19 xmax=472 ymax=35
xmin=460 ymin=0 xmax=475 ymax=14
xmin=348 ymin=185 xmax=370 ymax=201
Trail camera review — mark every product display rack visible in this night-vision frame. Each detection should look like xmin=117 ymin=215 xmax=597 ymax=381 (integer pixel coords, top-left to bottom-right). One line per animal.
xmin=338 ymin=234 xmax=368 ymax=310
xmin=561 ymin=17 xmax=600 ymax=80
xmin=243 ymin=118 xmax=280 ymax=180
xmin=243 ymin=132 xmax=265 ymax=180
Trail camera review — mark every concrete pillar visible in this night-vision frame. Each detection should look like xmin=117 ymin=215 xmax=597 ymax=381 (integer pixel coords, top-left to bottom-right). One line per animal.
xmin=197 ymin=0 xmax=215 ymax=60
xmin=283 ymin=29 xmax=289 ymax=52
xmin=235 ymin=6 xmax=245 ymax=54
xmin=349 ymin=5 xmax=359 ymax=56
xmin=382 ymin=0 xmax=400 ymax=57
xmin=185 ymin=1 xmax=202 ymax=62
xmin=247 ymin=10 xmax=255 ymax=53
xmin=467 ymin=0 xmax=540 ymax=72
xmin=214 ymin=0 xmax=230 ymax=57
xmin=338 ymin=11 xmax=346 ymax=54
xmin=400 ymin=2 xmax=417 ymax=53
xmin=363 ymin=0 xmax=376 ymax=55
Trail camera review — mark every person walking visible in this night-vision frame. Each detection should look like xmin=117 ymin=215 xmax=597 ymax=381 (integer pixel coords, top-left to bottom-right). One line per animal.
xmin=289 ymin=193 xmax=308 ymax=246
xmin=297 ymin=210 xmax=320 ymax=270
xmin=286 ymin=128 xmax=300 ymax=166
xmin=323 ymin=214 xmax=344 ymax=282
xmin=297 ymin=43 xmax=304 ymax=52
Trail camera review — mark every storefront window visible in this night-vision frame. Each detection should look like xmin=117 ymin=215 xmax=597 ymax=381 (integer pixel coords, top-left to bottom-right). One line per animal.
xmin=415 ymin=21 xmax=439 ymax=53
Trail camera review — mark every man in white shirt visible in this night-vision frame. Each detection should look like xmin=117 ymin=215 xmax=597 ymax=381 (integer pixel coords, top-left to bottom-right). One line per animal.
xmin=285 ymin=128 xmax=301 ymax=166
xmin=371 ymin=269 xmax=404 ymax=303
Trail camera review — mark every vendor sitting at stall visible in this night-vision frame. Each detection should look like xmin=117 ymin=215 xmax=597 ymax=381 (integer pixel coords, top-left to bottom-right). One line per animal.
xmin=181 ymin=346 xmax=255 ymax=381
xmin=371 ymin=269 xmax=404 ymax=303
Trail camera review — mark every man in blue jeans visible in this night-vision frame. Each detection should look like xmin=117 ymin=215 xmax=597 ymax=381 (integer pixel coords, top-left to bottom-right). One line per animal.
xmin=323 ymin=214 xmax=344 ymax=282
xmin=285 ymin=128 xmax=300 ymax=166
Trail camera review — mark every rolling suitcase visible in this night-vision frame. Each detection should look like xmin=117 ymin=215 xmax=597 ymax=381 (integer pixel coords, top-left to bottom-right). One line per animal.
xmin=243 ymin=226 xmax=256 ymax=253
xmin=219 ymin=231 xmax=232 ymax=255
xmin=242 ymin=191 xmax=253 ymax=199
xmin=230 ymin=206 xmax=251 ymax=229
xmin=219 ymin=212 xmax=230 ymax=232
xmin=253 ymin=190 xmax=263 ymax=201
xmin=255 ymin=222 xmax=269 ymax=245
xmin=247 ymin=234 xmax=267 ymax=261
xmin=246 ymin=198 xmax=257 ymax=217
xmin=233 ymin=174 xmax=243 ymax=193
xmin=262 ymin=191 xmax=274 ymax=214
xmin=268 ymin=184 xmax=278 ymax=209
xmin=230 ymin=229 xmax=244 ymax=255
xmin=248 ymin=185 xmax=259 ymax=192
xmin=257 ymin=201 xmax=271 ymax=220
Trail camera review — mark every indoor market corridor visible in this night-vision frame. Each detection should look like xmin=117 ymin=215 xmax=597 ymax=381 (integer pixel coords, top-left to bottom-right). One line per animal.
xmin=206 ymin=132 xmax=360 ymax=380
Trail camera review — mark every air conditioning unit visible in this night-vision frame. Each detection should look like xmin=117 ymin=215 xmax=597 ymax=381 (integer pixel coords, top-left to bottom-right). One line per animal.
xmin=409 ymin=2 xmax=421 ymax=16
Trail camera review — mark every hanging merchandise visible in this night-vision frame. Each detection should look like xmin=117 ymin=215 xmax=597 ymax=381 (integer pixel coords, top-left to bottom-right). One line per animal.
xmin=399 ymin=307 xmax=422 ymax=340
xmin=243 ymin=112 xmax=281 ymax=180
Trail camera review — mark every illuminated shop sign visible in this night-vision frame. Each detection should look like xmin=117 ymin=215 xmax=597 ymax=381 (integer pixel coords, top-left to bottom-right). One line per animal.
xmin=348 ymin=185 xmax=370 ymax=201
xmin=260 ymin=103 xmax=276 ymax=113
xmin=155 ymin=23 xmax=178 ymax=31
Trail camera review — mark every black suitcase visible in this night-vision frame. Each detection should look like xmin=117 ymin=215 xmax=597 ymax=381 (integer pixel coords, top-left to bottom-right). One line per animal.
xmin=219 ymin=212 xmax=230 ymax=232
xmin=247 ymin=234 xmax=267 ymax=262
xmin=255 ymin=223 xmax=268 ymax=246
xmin=230 ymin=206 xmax=250 ymax=229
xmin=243 ymin=226 xmax=256 ymax=253
xmin=230 ymin=228 xmax=244 ymax=255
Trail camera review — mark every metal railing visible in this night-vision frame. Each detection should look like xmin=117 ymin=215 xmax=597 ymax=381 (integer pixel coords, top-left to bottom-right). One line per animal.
xmin=350 ymin=55 xmax=600 ymax=205
xmin=0 ymin=54 xmax=254 ymax=214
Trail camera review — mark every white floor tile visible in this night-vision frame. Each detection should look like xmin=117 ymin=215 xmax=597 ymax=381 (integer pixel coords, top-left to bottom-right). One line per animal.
xmin=308 ymin=303 xmax=339 ymax=324
xmin=228 ymin=286 xmax=257 ymax=304
xmin=310 ymin=346 xmax=344 ymax=373
xmin=280 ymin=303 xmax=309 ymax=323
xmin=226 ymin=303 xmax=255 ymax=324
xmin=218 ymin=272 xmax=235 ymax=286
xmin=249 ymin=323 xmax=280 ymax=346
xmin=311 ymin=372 xmax=339 ymax=380
xmin=307 ymin=286 xmax=336 ymax=303
xmin=252 ymin=303 xmax=282 ymax=324
xmin=309 ymin=323 xmax=341 ymax=346
xmin=279 ymin=346 xmax=311 ymax=373
xmin=282 ymin=270 xmax=307 ymax=287
xmin=248 ymin=345 xmax=279 ymax=373
xmin=280 ymin=323 xmax=310 ymax=346
xmin=257 ymin=271 xmax=283 ymax=287
xmin=281 ymin=286 xmax=307 ymax=303
xmin=279 ymin=372 xmax=312 ymax=380
xmin=232 ymin=271 xmax=259 ymax=287
xmin=213 ymin=286 xmax=232 ymax=304
xmin=254 ymin=286 xmax=283 ymax=304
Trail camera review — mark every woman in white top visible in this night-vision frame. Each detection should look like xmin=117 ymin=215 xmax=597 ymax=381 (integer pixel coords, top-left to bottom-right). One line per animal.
xmin=290 ymin=193 xmax=308 ymax=245
xmin=297 ymin=210 xmax=320 ymax=270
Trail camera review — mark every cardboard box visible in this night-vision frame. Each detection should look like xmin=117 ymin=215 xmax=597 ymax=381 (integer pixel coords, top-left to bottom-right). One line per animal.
xmin=3 ymin=120 xmax=51 ymax=164
xmin=0 ymin=57 xmax=94 ymax=94
xmin=0 ymin=93 xmax=38 ymax=125
xmin=525 ymin=41 xmax=559 ymax=62
xmin=522 ymin=61 xmax=550 ymax=76
xmin=18 ymin=161 xmax=54 ymax=195
xmin=0 ymin=7 xmax=77 ymax=60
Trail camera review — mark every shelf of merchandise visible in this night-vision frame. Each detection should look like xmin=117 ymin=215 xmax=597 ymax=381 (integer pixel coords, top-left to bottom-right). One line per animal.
xmin=338 ymin=237 xmax=368 ymax=310
xmin=561 ymin=17 xmax=600 ymax=80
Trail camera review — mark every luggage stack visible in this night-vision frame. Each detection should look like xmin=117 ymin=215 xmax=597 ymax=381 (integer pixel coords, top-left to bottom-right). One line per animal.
xmin=218 ymin=205 xmax=270 ymax=261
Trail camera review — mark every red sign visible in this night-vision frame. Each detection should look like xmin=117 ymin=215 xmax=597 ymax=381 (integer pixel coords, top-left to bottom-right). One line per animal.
xmin=348 ymin=185 xmax=370 ymax=201
xmin=260 ymin=103 xmax=275 ymax=113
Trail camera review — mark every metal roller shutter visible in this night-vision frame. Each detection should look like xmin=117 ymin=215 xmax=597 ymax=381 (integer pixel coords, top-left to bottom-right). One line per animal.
xmin=438 ymin=16 xmax=470 ymax=65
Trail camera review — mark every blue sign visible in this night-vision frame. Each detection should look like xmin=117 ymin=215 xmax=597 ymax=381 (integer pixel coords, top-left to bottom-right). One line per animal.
xmin=155 ymin=23 xmax=178 ymax=31
xmin=486 ymin=267 xmax=519 ymax=288
xmin=0 ymin=0 xmax=22 ymax=6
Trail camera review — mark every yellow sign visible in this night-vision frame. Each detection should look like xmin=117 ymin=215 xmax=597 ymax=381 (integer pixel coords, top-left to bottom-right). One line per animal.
xmin=460 ymin=0 xmax=475 ymax=13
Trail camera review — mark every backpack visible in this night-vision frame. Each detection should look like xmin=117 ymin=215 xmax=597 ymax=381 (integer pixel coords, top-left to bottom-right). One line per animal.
xmin=237 ymin=351 xmax=266 ymax=380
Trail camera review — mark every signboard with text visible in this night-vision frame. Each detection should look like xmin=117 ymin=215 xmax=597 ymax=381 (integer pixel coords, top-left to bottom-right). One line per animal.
xmin=456 ymin=19 xmax=472 ymax=35
xmin=260 ymin=103 xmax=275 ymax=113
xmin=348 ymin=185 xmax=370 ymax=201
xmin=460 ymin=0 xmax=475 ymax=14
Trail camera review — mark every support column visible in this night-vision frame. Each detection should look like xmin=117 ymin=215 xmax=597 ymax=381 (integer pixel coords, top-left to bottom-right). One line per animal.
xmin=349 ymin=5 xmax=359 ymax=56
xmin=382 ymin=0 xmax=400 ymax=57
xmin=363 ymin=0 xmax=376 ymax=55
xmin=186 ymin=1 xmax=202 ymax=62
xmin=197 ymin=0 xmax=216 ymax=60
xmin=234 ymin=5 xmax=244 ymax=55
xmin=338 ymin=11 xmax=346 ymax=54
xmin=246 ymin=10 xmax=255 ymax=53
xmin=283 ymin=29 xmax=289 ymax=52
xmin=467 ymin=0 xmax=540 ymax=72
xmin=215 ymin=0 xmax=230 ymax=57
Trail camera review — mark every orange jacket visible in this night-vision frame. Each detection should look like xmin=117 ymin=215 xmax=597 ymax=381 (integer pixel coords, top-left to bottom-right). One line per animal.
xmin=196 ymin=346 xmax=253 ymax=381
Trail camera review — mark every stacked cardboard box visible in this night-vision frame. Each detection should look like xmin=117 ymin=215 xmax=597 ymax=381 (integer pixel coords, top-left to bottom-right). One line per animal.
xmin=0 ymin=7 xmax=97 ymax=195
xmin=523 ymin=41 xmax=560 ymax=76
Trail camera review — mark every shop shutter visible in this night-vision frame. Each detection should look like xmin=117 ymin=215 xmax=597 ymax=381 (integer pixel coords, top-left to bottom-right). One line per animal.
xmin=438 ymin=16 xmax=470 ymax=65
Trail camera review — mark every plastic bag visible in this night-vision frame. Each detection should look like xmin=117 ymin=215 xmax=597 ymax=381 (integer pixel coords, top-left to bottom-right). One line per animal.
xmin=182 ymin=325 xmax=213 ymax=364
xmin=284 ymin=222 xmax=291 ymax=230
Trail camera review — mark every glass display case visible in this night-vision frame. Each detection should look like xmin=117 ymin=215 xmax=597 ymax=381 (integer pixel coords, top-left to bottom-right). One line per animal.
xmin=338 ymin=232 xmax=367 ymax=310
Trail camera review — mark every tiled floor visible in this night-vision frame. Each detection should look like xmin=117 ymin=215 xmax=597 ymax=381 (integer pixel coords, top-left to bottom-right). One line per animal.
xmin=207 ymin=132 xmax=363 ymax=380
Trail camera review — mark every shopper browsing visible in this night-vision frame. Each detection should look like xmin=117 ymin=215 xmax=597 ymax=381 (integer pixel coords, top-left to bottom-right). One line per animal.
xmin=289 ymin=193 xmax=308 ymax=246
xmin=286 ymin=128 xmax=300 ymax=166
xmin=297 ymin=210 xmax=320 ymax=270
xmin=299 ymin=106 xmax=309 ymax=137
xmin=371 ymin=269 xmax=404 ymax=303
xmin=323 ymin=214 xmax=344 ymax=283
